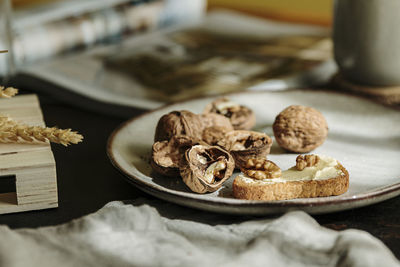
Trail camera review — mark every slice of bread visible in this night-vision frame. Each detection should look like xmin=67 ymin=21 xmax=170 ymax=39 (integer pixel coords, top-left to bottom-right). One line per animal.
xmin=233 ymin=159 xmax=349 ymax=201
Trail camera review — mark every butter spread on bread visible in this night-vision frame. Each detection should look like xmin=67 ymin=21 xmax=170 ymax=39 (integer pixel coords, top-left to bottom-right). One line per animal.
xmin=233 ymin=155 xmax=349 ymax=201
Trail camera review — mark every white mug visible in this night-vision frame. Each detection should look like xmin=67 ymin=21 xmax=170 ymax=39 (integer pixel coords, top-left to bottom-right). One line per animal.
xmin=333 ymin=0 xmax=400 ymax=86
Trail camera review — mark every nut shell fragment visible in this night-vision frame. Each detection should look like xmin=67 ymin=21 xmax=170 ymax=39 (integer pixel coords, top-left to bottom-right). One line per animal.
xmin=273 ymin=105 xmax=328 ymax=153
xmin=204 ymin=98 xmax=255 ymax=130
xmin=180 ymin=145 xmax=235 ymax=193
xmin=224 ymin=130 xmax=273 ymax=169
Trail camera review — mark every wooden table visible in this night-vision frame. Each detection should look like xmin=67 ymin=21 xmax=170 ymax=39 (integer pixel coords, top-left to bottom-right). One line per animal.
xmin=0 ymin=92 xmax=399 ymax=259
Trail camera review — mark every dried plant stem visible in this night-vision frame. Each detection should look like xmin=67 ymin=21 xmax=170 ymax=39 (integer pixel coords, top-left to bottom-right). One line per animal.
xmin=0 ymin=116 xmax=83 ymax=146
xmin=0 ymin=86 xmax=18 ymax=98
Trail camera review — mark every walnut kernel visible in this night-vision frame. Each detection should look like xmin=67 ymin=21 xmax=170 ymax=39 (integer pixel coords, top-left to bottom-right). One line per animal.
xmin=296 ymin=154 xmax=320 ymax=171
xmin=204 ymin=160 xmax=226 ymax=183
xmin=241 ymin=158 xmax=281 ymax=180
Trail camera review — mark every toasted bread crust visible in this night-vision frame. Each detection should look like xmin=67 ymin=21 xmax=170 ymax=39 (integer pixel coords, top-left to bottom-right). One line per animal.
xmin=233 ymin=165 xmax=349 ymax=201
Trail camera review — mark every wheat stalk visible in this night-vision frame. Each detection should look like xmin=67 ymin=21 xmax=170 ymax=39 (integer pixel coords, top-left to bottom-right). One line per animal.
xmin=0 ymin=86 xmax=18 ymax=98
xmin=0 ymin=116 xmax=83 ymax=146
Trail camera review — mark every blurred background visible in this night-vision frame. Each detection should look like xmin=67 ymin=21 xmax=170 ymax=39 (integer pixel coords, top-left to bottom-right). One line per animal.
xmin=12 ymin=0 xmax=332 ymax=25
xmin=209 ymin=0 xmax=332 ymax=25
xmin=2 ymin=0 xmax=333 ymax=69
xmin=0 ymin=0 xmax=335 ymax=112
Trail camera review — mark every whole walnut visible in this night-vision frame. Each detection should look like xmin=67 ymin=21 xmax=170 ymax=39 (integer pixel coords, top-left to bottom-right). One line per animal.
xmin=154 ymin=110 xmax=204 ymax=142
xmin=273 ymin=105 xmax=328 ymax=153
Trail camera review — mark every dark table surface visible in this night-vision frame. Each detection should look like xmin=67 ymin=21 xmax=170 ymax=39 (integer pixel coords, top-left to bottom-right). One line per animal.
xmin=0 ymin=91 xmax=399 ymax=260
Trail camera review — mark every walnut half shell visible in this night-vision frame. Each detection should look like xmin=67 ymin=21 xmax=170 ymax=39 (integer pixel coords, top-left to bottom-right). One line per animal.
xmin=224 ymin=130 xmax=273 ymax=169
xmin=203 ymin=98 xmax=255 ymax=130
xmin=151 ymin=135 xmax=203 ymax=177
xmin=180 ymin=145 xmax=235 ymax=193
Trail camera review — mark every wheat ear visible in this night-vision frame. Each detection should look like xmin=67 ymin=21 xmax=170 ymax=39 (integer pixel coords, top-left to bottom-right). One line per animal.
xmin=0 ymin=116 xmax=83 ymax=146
xmin=0 ymin=86 xmax=18 ymax=98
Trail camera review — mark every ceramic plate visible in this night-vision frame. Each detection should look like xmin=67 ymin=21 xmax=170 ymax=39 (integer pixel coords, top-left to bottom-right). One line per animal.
xmin=107 ymin=90 xmax=400 ymax=215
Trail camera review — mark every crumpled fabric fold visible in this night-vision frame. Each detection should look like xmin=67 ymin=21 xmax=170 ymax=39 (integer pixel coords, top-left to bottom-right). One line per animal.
xmin=0 ymin=200 xmax=398 ymax=267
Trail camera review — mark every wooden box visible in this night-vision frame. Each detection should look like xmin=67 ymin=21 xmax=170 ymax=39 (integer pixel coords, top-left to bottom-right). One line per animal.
xmin=0 ymin=94 xmax=58 ymax=214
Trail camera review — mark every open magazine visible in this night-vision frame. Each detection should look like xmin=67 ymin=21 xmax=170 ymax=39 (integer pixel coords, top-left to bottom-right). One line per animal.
xmin=14 ymin=10 xmax=336 ymax=115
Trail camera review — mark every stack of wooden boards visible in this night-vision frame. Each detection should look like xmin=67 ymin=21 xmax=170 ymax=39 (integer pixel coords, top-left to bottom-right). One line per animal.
xmin=0 ymin=94 xmax=57 ymax=214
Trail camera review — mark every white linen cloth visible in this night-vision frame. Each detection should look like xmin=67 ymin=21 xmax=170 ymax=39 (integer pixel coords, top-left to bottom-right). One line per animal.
xmin=0 ymin=200 xmax=398 ymax=267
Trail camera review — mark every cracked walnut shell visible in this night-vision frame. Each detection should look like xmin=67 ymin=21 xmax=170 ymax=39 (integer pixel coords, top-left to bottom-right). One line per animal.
xmin=203 ymin=98 xmax=255 ymax=130
xmin=201 ymin=126 xmax=231 ymax=147
xmin=224 ymin=130 xmax=273 ymax=169
xmin=273 ymin=105 xmax=328 ymax=153
xmin=151 ymin=135 xmax=203 ymax=177
xmin=179 ymin=144 xmax=235 ymax=193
